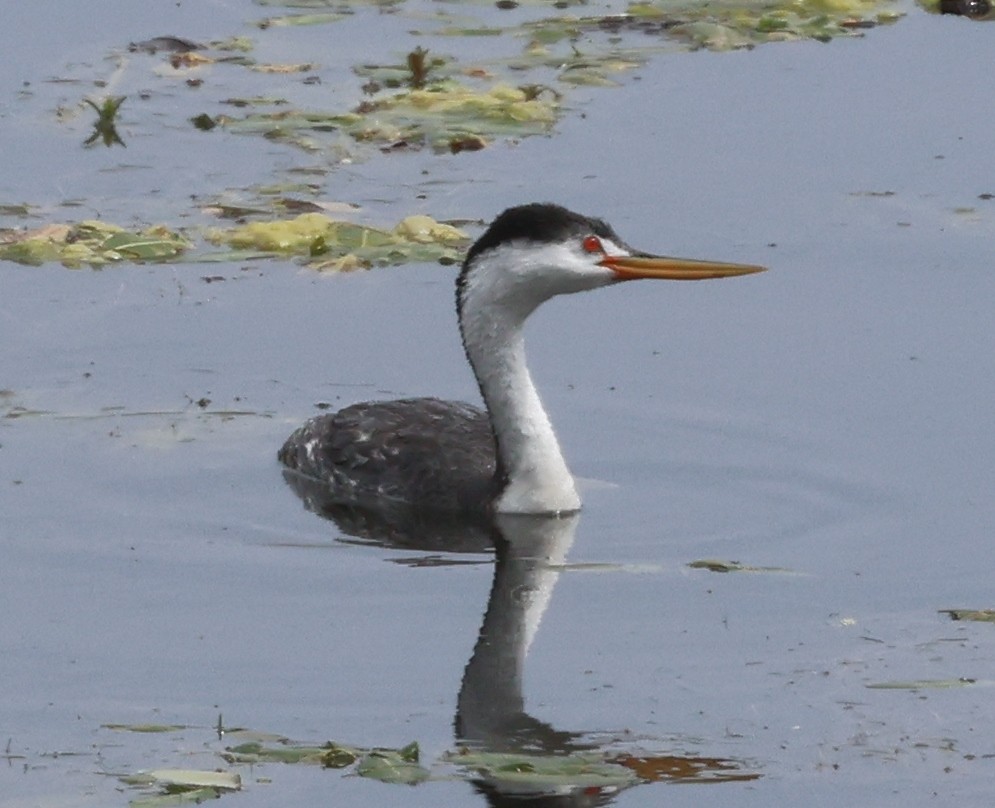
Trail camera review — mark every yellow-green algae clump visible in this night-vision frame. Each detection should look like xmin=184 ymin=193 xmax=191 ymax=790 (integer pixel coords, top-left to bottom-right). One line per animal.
xmin=0 ymin=221 xmax=188 ymax=267
xmin=0 ymin=213 xmax=467 ymax=269
xmin=626 ymin=0 xmax=903 ymax=47
xmin=205 ymin=212 xmax=468 ymax=269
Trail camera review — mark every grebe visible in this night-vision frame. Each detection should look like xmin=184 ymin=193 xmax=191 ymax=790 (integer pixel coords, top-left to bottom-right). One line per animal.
xmin=279 ymin=203 xmax=764 ymax=515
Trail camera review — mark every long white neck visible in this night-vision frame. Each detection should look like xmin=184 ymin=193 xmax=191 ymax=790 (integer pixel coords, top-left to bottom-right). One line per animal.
xmin=459 ymin=255 xmax=582 ymax=514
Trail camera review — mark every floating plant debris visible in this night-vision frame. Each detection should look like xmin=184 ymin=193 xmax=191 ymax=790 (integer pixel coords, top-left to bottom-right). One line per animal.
xmin=103 ymin=723 xmax=193 ymax=733
xmin=83 ymin=95 xmax=126 ymax=148
xmin=866 ymin=678 xmax=978 ymax=690
xmin=121 ymin=769 xmax=241 ymax=806
xmin=12 ymin=0 xmax=906 ymax=269
xmin=686 ymin=559 xmax=797 ymax=574
xmin=0 ymin=213 xmax=466 ymax=268
xmin=129 ymin=36 xmax=203 ymax=54
xmin=206 ymin=212 xmax=467 ymax=267
xmin=445 ymin=748 xmax=640 ymax=793
xmin=940 ymin=609 xmax=995 ymax=623
xmin=0 ymin=221 xmax=188 ymax=267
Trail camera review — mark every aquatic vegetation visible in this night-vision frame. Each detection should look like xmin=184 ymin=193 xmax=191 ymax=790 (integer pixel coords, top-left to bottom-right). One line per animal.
xmin=354 ymin=81 xmax=559 ymax=150
xmin=0 ymin=0 xmax=910 ymax=277
xmin=355 ymin=743 xmax=431 ymax=785
xmin=444 ymin=748 xmax=640 ymax=792
xmin=866 ymin=678 xmax=978 ymax=689
xmin=83 ymin=95 xmax=127 ymax=147
xmin=0 ymin=208 xmax=469 ymax=270
xmin=216 ymin=734 xmax=755 ymax=791
xmin=940 ymin=609 xmax=995 ymax=622
xmin=429 ymin=0 xmax=903 ymax=50
xmin=222 ymin=739 xmax=430 ymax=784
xmin=257 ymin=10 xmax=349 ymax=26
xmin=205 ymin=212 xmax=468 ymax=268
xmin=406 ymin=46 xmax=435 ymax=88
xmin=121 ymin=769 xmax=241 ymax=805
xmin=217 ymin=72 xmax=558 ymax=154
xmin=129 ymin=35 xmax=202 ymax=54
xmin=621 ymin=0 xmax=905 ymax=45
xmin=0 ymin=221 xmax=188 ymax=267
xmin=255 ymin=0 xmax=405 ymax=8
xmin=100 ymin=715 xmax=756 ymax=804
xmin=0 ymin=203 xmax=35 ymax=216
xmin=0 ymin=212 xmax=466 ymax=268
xmin=104 ymin=723 xmax=193 ymax=733
xmin=686 ymin=558 xmax=799 ymax=574
xmin=112 ymin=0 xmax=904 ymax=168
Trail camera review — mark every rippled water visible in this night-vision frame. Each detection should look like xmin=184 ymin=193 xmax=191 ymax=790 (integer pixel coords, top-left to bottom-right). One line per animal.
xmin=2 ymin=2 xmax=995 ymax=806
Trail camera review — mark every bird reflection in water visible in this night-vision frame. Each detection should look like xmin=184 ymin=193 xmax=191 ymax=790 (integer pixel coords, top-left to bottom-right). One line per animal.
xmin=282 ymin=472 xmax=760 ymax=803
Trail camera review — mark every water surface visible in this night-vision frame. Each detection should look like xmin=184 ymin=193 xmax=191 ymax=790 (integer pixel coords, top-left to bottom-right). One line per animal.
xmin=2 ymin=2 xmax=994 ymax=806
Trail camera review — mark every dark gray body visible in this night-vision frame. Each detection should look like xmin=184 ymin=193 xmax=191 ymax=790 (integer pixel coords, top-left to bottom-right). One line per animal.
xmin=278 ymin=397 xmax=502 ymax=513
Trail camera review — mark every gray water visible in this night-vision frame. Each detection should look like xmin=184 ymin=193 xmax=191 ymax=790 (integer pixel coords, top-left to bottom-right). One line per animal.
xmin=2 ymin=1 xmax=995 ymax=806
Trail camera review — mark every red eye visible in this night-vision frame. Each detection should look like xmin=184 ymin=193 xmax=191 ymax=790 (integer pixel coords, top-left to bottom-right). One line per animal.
xmin=582 ymin=235 xmax=604 ymax=254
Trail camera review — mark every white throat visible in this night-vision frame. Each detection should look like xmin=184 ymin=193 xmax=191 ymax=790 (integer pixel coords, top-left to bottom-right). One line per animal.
xmin=459 ymin=246 xmax=594 ymax=514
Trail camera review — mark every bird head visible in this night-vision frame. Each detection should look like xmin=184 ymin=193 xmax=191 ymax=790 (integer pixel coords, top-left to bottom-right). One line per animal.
xmin=458 ymin=203 xmax=765 ymax=320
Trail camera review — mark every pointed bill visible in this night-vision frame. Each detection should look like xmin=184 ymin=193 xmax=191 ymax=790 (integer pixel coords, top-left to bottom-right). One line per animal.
xmin=601 ymin=254 xmax=766 ymax=281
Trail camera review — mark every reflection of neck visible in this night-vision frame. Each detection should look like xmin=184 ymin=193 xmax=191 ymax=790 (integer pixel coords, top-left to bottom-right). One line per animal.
xmin=456 ymin=513 xmax=578 ymax=750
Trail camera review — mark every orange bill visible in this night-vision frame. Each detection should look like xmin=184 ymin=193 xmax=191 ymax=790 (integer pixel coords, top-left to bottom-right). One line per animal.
xmin=601 ymin=254 xmax=766 ymax=281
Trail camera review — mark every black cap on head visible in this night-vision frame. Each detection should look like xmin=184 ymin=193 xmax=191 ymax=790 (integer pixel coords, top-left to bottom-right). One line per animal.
xmin=464 ymin=203 xmax=622 ymax=266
